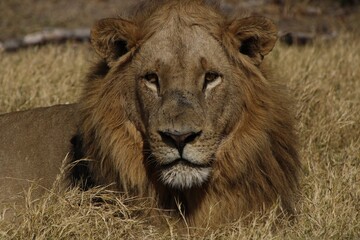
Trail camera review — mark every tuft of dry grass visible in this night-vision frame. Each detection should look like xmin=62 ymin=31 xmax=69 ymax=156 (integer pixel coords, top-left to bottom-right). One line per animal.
xmin=0 ymin=33 xmax=359 ymax=238
xmin=0 ymin=44 xmax=88 ymax=113
xmin=272 ymin=33 xmax=360 ymax=239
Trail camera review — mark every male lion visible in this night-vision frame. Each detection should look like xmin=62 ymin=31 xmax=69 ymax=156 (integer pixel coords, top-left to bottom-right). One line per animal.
xmin=1 ymin=0 xmax=300 ymax=227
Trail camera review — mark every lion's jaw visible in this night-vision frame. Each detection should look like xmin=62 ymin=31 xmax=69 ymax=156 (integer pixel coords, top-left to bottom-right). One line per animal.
xmin=159 ymin=159 xmax=212 ymax=189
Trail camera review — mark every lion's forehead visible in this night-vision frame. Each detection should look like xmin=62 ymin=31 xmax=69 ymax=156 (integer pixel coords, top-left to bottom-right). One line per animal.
xmin=137 ymin=24 xmax=229 ymax=71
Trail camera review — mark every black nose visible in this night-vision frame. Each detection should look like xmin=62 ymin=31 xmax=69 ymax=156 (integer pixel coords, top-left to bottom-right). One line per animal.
xmin=158 ymin=130 xmax=202 ymax=156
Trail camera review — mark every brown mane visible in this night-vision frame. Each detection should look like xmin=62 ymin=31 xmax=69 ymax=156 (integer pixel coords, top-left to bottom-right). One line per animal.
xmin=69 ymin=0 xmax=301 ymax=227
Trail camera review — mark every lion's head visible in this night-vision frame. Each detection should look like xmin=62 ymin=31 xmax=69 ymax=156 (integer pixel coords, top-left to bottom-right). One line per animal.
xmin=72 ymin=0 xmax=300 ymax=226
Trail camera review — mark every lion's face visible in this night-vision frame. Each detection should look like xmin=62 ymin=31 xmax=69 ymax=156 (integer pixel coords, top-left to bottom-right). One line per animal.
xmin=132 ymin=25 xmax=242 ymax=189
xmin=89 ymin=3 xmax=278 ymax=190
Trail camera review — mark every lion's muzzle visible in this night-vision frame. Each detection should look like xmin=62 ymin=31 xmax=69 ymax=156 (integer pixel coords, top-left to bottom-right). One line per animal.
xmin=158 ymin=130 xmax=202 ymax=157
xmin=159 ymin=159 xmax=212 ymax=189
xmin=149 ymin=130 xmax=214 ymax=189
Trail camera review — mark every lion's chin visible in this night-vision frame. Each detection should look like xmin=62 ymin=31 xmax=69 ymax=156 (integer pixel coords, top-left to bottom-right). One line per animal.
xmin=159 ymin=160 xmax=211 ymax=189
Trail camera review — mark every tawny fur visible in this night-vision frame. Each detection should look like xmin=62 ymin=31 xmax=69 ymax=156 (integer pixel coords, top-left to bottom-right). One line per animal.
xmin=0 ymin=104 xmax=78 ymax=212
xmin=71 ymin=0 xmax=300 ymax=227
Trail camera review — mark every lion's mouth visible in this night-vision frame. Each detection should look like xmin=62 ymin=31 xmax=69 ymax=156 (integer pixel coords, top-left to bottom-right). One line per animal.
xmin=158 ymin=158 xmax=212 ymax=189
xmin=159 ymin=158 xmax=211 ymax=169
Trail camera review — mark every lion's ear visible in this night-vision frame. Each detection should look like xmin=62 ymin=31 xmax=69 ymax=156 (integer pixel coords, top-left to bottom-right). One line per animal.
xmin=228 ymin=16 xmax=277 ymax=65
xmin=90 ymin=18 xmax=138 ymax=63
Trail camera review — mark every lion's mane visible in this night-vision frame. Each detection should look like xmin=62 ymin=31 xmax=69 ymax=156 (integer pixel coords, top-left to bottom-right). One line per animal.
xmin=69 ymin=0 xmax=301 ymax=227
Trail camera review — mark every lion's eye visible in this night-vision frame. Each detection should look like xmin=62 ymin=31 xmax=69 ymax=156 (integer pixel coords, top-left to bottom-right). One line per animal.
xmin=205 ymin=72 xmax=219 ymax=82
xmin=203 ymin=72 xmax=222 ymax=92
xmin=143 ymin=73 xmax=159 ymax=92
xmin=144 ymin=73 xmax=158 ymax=84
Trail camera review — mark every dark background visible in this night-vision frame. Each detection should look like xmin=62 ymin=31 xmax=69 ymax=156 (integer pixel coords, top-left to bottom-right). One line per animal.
xmin=0 ymin=0 xmax=359 ymax=41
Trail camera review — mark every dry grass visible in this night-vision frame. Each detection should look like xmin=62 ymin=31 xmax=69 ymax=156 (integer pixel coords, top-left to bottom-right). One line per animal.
xmin=0 ymin=43 xmax=88 ymax=113
xmin=0 ymin=33 xmax=359 ymax=238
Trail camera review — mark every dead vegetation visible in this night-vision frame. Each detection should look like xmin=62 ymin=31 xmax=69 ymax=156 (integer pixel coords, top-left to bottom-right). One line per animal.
xmin=0 ymin=0 xmax=359 ymax=238
xmin=0 ymin=31 xmax=359 ymax=238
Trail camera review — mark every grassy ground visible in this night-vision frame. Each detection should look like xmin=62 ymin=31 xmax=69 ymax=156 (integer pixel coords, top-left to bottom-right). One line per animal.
xmin=0 ymin=0 xmax=359 ymax=239
xmin=0 ymin=32 xmax=359 ymax=238
xmin=0 ymin=44 xmax=87 ymax=113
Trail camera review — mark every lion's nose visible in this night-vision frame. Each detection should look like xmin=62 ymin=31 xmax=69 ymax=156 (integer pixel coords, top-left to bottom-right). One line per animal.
xmin=158 ymin=130 xmax=201 ymax=156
